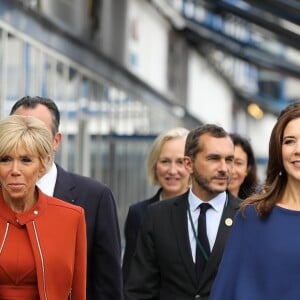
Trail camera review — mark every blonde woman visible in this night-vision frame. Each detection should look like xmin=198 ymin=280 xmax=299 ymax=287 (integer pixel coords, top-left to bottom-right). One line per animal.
xmin=122 ymin=127 xmax=190 ymax=282
xmin=0 ymin=115 xmax=86 ymax=300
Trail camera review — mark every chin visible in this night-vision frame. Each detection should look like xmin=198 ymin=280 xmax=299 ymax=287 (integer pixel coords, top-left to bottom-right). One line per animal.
xmin=228 ymin=185 xmax=237 ymax=191
xmin=213 ymin=186 xmax=227 ymax=193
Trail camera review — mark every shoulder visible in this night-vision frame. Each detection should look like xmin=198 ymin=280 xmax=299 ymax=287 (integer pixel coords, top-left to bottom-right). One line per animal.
xmin=125 ymin=195 xmax=160 ymax=231
xmin=138 ymin=194 xmax=188 ymax=232
xmin=56 ymin=163 xmax=112 ymax=194
xmin=44 ymin=193 xmax=84 ymax=216
xmin=236 ymin=204 xmax=258 ymax=223
xmin=129 ymin=190 xmax=161 ymax=212
xmin=66 ymin=171 xmax=107 ymax=189
xmin=147 ymin=191 xmax=188 ymax=212
xmin=227 ymin=191 xmax=242 ymax=208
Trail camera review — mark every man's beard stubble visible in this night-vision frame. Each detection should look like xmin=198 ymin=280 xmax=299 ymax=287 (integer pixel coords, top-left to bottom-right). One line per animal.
xmin=192 ymin=167 xmax=228 ymax=197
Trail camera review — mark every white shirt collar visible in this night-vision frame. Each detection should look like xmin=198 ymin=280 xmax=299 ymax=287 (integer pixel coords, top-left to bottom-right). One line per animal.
xmin=37 ymin=162 xmax=57 ymax=196
xmin=188 ymin=189 xmax=227 ymax=213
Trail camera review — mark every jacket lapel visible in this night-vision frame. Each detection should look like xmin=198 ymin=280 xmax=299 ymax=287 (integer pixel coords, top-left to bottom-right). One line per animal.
xmin=198 ymin=192 xmax=240 ymax=288
xmin=172 ymin=192 xmax=198 ymax=286
xmin=53 ymin=164 xmax=77 ymax=204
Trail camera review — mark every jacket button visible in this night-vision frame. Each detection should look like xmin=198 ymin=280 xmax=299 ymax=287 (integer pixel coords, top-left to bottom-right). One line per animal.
xmin=33 ymin=210 xmax=39 ymax=215
xmin=195 ymin=295 xmax=201 ymax=300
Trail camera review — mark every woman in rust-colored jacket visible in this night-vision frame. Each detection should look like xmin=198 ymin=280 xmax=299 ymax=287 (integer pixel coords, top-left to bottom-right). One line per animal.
xmin=0 ymin=189 xmax=86 ymax=299
xmin=0 ymin=115 xmax=86 ymax=299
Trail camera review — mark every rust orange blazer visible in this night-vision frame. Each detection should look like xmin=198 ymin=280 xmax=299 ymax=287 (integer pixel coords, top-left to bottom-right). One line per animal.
xmin=0 ymin=187 xmax=87 ymax=300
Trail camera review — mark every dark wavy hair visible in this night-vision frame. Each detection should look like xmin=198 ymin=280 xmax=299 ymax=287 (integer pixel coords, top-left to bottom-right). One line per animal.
xmin=230 ymin=133 xmax=259 ymax=199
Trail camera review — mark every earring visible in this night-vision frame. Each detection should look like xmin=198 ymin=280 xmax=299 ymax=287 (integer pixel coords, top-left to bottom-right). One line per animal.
xmin=279 ymin=171 xmax=282 ymax=176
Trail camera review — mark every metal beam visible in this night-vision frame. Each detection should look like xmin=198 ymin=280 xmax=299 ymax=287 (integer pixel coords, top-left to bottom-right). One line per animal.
xmin=242 ymin=0 xmax=300 ymax=25
xmin=184 ymin=18 xmax=300 ymax=79
xmin=0 ymin=0 xmax=201 ymax=128
xmin=200 ymin=0 xmax=300 ymax=50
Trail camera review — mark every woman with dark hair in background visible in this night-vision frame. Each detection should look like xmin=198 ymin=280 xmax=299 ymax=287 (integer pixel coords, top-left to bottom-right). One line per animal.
xmin=228 ymin=133 xmax=259 ymax=199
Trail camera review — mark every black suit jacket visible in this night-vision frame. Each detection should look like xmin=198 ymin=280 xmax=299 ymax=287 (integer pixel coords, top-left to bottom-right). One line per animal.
xmin=122 ymin=188 xmax=161 ymax=283
xmin=54 ymin=164 xmax=123 ymax=300
xmin=125 ymin=190 xmax=240 ymax=300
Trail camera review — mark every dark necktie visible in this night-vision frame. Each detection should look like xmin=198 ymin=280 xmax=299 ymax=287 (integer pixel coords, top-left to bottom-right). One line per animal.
xmin=195 ymin=202 xmax=211 ymax=282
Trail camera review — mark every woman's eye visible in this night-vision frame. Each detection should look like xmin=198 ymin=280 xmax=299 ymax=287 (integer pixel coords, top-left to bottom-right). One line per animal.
xmin=21 ymin=157 xmax=32 ymax=163
xmin=160 ymin=160 xmax=169 ymax=164
xmin=283 ymin=139 xmax=295 ymax=145
xmin=0 ymin=156 xmax=10 ymax=163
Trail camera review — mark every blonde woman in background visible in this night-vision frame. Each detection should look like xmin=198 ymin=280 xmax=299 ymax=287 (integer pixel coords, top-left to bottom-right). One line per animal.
xmin=122 ymin=127 xmax=190 ymax=283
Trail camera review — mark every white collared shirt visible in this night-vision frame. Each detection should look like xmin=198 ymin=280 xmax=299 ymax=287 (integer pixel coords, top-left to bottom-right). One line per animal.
xmin=187 ymin=189 xmax=227 ymax=262
xmin=37 ymin=162 xmax=57 ymax=196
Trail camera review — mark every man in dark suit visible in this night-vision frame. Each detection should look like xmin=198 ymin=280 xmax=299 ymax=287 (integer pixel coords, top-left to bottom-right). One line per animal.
xmin=10 ymin=96 xmax=123 ymax=300
xmin=125 ymin=124 xmax=240 ymax=300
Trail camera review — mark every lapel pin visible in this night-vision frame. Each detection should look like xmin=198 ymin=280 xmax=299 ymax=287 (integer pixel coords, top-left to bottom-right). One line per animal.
xmin=225 ymin=218 xmax=233 ymax=227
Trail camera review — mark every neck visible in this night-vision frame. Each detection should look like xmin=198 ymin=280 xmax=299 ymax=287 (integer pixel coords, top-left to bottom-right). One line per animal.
xmin=160 ymin=188 xmax=188 ymax=200
xmin=191 ymin=186 xmax=221 ymax=202
xmin=279 ymin=181 xmax=300 ymax=209
xmin=4 ymin=190 xmax=38 ymax=213
xmin=229 ymin=188 xmax=238 ymax=198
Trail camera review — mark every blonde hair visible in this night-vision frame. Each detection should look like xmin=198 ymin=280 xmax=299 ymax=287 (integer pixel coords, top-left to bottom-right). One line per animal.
xmin=0 ymin=115 xmax=52 ymax=174
xmin=146 ymin=127 xmax=189 ymax=185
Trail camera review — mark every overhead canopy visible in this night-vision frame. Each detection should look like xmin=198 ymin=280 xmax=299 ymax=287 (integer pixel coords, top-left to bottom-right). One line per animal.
xmin=149 ymin=0 xmax=300 ymax=115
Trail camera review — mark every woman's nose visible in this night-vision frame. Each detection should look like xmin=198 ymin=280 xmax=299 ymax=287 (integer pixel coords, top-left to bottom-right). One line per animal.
xmin=10 ymin=161 xmax=21 ymax=174
xmin=168 ymin=162 xmax=177 ymax=174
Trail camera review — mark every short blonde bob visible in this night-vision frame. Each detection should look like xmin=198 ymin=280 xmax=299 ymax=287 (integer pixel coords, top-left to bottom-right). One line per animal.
xmin=146 ymin=127 xmax=189 ymax=185
xmin=0 ymin=115 xmax=52 ymax=174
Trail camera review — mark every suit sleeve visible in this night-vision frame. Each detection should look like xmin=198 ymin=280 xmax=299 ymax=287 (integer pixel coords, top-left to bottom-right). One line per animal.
xmin=72 ymin=207 xmax=87 ymax=300
xmin=94 ymin=186 xmax=123 ymax=300
xmin=125 ymin=206 xmax=160 ymax=300
xmin=122 ymin=206 xmax=139 ymax=283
